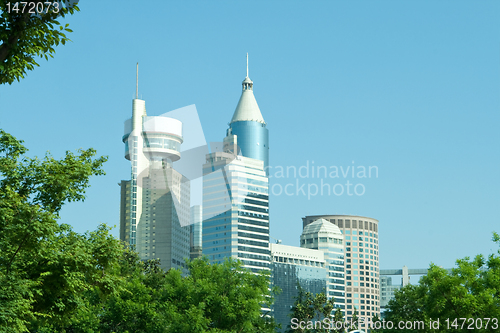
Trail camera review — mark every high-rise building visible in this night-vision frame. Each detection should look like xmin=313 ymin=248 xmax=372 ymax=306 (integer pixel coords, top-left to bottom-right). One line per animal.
xmin=120 ymin=69 xmax=190 ymax=271
xmin=303 ymin=215 xmax=380 ymax=323
xmin=270 ymin=243 xmax=327 ymax=332
xmin=300 ymin=219 xmax=346 ymax=313
xmin=202 ymin=56 xmax=270 ymax=274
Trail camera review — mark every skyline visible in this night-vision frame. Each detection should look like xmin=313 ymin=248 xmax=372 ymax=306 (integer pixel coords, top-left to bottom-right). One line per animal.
xmin=1 ymin=1 xmax=499 ymax=273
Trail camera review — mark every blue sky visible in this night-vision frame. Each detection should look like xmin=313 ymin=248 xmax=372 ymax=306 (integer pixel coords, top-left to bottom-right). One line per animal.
xmin=2 ymin=1 xmax=499 ymax=272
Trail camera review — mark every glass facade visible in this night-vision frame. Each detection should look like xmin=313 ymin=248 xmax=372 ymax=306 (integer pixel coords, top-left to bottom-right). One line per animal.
xmin=228 ymin=121 xmax=269 ymax=173
xmin=271 ymin=244 xmax=327 ymax=333
xmin=190 ymin=205 xmax=203 ymax=259
xmin=202 ymin=152 xmax=270 ymax=274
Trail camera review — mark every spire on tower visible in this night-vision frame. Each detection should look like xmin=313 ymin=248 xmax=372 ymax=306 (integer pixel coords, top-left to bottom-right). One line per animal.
xmin=246 ymin=53 xmax=249 ymax=78
xmin=136 ymin=62 xmax=139 ymax=99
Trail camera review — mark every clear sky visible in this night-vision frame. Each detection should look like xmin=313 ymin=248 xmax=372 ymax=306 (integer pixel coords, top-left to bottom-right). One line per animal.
xmin=2 ymin=1 xmax=499 ymax=272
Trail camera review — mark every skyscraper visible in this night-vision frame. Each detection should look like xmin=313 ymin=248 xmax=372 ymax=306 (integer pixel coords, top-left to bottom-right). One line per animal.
xmin=202 ymin=56 xmax=270 ymax=273
xmin=303 ymin=215 xmax=380 ymax=323
xmin=120 ymin=66 xmax=190 ymax=271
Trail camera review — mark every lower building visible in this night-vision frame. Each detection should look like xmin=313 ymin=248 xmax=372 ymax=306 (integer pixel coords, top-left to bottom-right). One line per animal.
xmin=271 ymin=243 xmax=327 ymax=332
xmin=303 ymin=215 xmax=380 ymax=324
xmin=379 ymin=276 xmax=403 ymax=310
xmin=300 ymin=219 xmax=346 ymax=313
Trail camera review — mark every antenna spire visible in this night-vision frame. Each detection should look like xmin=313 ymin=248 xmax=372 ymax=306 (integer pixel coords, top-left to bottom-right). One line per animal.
xmin=246 ymin=53 xmax=248 ymax=78
xmin=136 ymin=62 xmax=139 ymax=99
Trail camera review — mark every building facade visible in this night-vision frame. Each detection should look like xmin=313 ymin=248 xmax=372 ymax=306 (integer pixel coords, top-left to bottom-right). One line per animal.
xmin=271 ymin=243 xmax=327 ymax=332
xmin=190 ymin=205 xmax=203 ymax=260
xmin=120 ymin=91 xmax=190 ymax=272
xmin=303 ymin=215 xmax=380 ymax=323
xmin=202 ymin=152 xmax=270 ymax=273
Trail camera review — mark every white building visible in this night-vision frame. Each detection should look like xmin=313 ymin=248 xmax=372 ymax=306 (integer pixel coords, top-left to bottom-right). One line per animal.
xmin=120 ymin=69 xmax=190 ymax=271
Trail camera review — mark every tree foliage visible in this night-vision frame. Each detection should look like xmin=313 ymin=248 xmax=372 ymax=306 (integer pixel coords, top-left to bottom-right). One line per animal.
xmin=286 ymin=284 xmax=336 ymax=333
xmin=0 ymin=0 xmax=79 ymax=84
xmin=90 ymin=256 xmax=279 ymax=333
xmin=379 ymin=234 xmax=500 ymax=333
xmin=0 ymin=129 xmax=112 ymax=331
xmin=0 ymin=130 xmax=280 ymax=332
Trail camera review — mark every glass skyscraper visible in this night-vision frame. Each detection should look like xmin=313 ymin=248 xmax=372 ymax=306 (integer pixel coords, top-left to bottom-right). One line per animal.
xmin=202 ymin=57 xmax=270 ymax=273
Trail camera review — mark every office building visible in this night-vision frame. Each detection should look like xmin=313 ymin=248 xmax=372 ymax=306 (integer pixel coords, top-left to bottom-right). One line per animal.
xmin=120 ymin=70 xmax=190 ymax=271
xmin=202 ymin=56 xmax=270 ymax=274
xmin=303 ymin=215 xmax=380 ymax=323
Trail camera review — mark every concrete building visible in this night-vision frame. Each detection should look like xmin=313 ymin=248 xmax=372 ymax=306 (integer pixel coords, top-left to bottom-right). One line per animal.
xmin=202 ymin=55 xmax=270 ymax=274
xmin=120 ymin=67 xmax=190 ymax=271
xmin=271 ymin=243 xmax=327 ymax=332
xmin=303 ymin=215 xmax=380 ymax=323
xmin=300 ymin=219 xmax=346 ymax=313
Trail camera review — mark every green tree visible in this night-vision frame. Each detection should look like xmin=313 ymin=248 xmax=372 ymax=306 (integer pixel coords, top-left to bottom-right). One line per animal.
xmin=88 ymin=256 xmax=279 ymax=333
xmin=332 ymin=308 xmax=346 ymax=333
xmin=0 ymin=0 xmax=79 ymax=84
xmin=0 ymin=130 xmax=281 ymax=332
xmin=0 ymin=129 xmax=118 ymax=332
xmin=286 ymin=283 xmax=335 ymax=333
xmin=163 ymin=257 xmax=278 ymax=333
xmin=381 ymin=233 xmax=500 ymax=333
xmin=351 ymin=308 xmax=359 ymax=330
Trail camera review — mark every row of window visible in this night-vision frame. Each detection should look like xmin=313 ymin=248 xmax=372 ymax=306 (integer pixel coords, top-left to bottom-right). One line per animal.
xmin=301 ymin=237 xmax=343 ymax=245
xmin=342 ymin=230 xmax=378 ymax=238
xmin=272 ymin=257 xmax=325 ymax=267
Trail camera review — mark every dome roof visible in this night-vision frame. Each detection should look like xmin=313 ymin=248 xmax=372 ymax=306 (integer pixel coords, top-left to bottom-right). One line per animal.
xmin=302 ymin=218 xmax=342 ymax=236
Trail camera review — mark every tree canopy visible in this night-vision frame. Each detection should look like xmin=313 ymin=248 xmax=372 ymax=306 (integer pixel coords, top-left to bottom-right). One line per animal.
xmin=378 ymin=233 xmax=500 ymax=333
xmin=0 ymin=130 xmax=280 ymax=332
xmin=0 ymin=0 xmax=79 ymax=84
xmin=285 ymin=284 xmax=339 ymax=333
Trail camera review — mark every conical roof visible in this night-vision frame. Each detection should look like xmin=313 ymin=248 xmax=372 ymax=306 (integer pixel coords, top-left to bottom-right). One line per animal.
xmin=230 ymin=76 xmax=265 ymax=125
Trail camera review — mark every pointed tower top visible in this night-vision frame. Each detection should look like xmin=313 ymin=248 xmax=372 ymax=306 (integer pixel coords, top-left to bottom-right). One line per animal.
xmin=136 ymin=62 xmax=139 ymax=99
xmin=230 ymin=54 xmax=265 ymax=125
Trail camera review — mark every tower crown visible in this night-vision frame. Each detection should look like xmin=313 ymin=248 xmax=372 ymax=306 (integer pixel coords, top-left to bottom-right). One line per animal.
xmin=230 ymin=53 xmax=265 ymax=125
